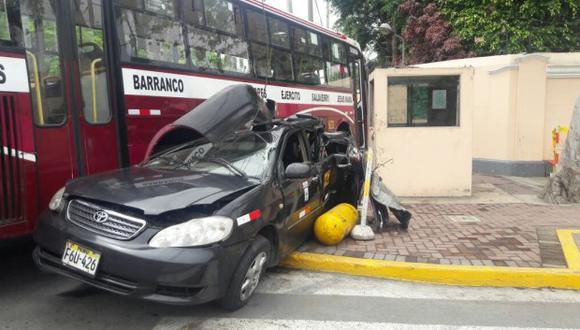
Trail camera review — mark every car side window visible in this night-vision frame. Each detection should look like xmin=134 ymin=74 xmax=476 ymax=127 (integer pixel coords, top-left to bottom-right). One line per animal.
xmin=279 ymin=132 xmax=308 ymax=177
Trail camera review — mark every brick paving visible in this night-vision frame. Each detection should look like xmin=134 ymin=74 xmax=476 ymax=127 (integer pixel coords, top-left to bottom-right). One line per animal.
xmin=301 ymin=175 xmax=580 ymax=268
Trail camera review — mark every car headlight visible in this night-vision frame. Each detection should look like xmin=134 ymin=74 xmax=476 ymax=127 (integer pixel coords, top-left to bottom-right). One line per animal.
xmin=48 ymin=187 xmax=66 ymax=212
xmin=149 ymin=216 xmax=234 ymax=248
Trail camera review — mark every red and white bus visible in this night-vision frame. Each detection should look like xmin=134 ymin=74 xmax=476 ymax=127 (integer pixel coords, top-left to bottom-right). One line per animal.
xmin=0 ymin=0 xmax=368 ymax=240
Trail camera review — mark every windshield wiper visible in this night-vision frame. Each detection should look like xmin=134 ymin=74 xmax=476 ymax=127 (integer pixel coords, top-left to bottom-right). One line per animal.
xmin=145 ymin=141 xmax=197 ymax=164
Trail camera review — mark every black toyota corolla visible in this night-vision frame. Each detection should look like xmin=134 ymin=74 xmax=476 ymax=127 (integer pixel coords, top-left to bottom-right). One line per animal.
xmin=33 ymin=85 xmax=354 ymax=310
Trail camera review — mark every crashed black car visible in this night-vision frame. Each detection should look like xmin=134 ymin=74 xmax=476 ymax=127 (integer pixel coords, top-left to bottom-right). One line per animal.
xmin=33 ymin=85 xmax=355 ymax=310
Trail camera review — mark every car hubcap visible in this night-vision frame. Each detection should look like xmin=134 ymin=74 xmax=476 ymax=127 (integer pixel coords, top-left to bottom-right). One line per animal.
xmin=240 ymin=251 xmax=267 ymax=301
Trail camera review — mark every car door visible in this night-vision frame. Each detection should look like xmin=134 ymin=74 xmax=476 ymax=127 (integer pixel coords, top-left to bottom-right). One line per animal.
xmin=278 ymin=130 xmax=321 ymax=252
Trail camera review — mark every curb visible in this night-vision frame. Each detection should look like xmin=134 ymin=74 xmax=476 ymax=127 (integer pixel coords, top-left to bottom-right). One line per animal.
xmin=281 ymin=252 xmax=580 ymax=290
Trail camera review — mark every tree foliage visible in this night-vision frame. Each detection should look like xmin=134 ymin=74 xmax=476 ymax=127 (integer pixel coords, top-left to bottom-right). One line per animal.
xmin=329 ymin=0 xmax=407 ymax=66
xmin=329 ymin=0 xmax=579 ymax=65
xmin=439 ymin=0 xmax=580 ymax=55
xmin=399 ymin=1 xmax=472 ymax=64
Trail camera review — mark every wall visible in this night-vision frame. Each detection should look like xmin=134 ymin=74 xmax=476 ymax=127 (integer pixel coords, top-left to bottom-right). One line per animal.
xmin=544 ymin=78 xmax=580 ymax=160
xmin=370 ymin=68 xmax=473 ymax=197
xmin=421 ymin=53 xmax=580 ymax=177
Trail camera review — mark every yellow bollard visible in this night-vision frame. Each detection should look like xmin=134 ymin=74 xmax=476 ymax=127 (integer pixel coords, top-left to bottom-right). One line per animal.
xmin=314 ymin=203 xmax=359 ymax=246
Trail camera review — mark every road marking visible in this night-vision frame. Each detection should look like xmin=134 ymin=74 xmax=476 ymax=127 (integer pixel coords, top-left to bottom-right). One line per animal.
xmin=557 ymin=229 xmax=580 ymax=270
xmin=153 ymin=317 xmax=573 ymax=330
xmin=257 ymin=270 xmax=580 ymax=303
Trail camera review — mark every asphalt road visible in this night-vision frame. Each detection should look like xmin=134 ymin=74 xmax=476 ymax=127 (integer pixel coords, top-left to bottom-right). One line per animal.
xmin=2 ymin=239 xmax=580 ymax=329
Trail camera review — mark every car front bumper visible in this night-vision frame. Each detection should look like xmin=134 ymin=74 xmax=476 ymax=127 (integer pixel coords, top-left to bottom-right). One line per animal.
xmin=33 ymin=210 xmax=249 ymax=305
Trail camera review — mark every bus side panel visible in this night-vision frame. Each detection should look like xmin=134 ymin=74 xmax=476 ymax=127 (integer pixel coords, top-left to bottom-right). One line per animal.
xmin=0 ymin=51 xmax=40 ymax=239
xmin=120 ymin=67 xmax=356 ymax=164
xmin=123 ymin=95 xmax=204 ymax=164
xmin=276 ymin=103 xmax=356 ymax=132
xmin=0 ymin=93 xmax=38 ymax=239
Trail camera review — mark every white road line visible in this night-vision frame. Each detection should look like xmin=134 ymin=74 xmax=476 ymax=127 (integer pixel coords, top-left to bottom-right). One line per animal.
xmin=153 ymin=317 xmax=573 ymax=330
xmin=257 ymin=270 xmax=580 ymax=303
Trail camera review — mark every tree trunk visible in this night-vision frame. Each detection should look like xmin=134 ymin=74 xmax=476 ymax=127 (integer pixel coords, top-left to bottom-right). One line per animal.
xmin=540 ymin=95 xmax=580 ymax=203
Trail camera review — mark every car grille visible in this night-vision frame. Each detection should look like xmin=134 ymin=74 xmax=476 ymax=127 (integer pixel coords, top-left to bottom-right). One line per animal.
xmin=66 ymin=200 xmax=146 ymax=240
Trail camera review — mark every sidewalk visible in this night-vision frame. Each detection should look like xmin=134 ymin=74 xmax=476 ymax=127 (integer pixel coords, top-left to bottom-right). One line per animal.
xmin=297 ymin=175 xmax=580 ymax=269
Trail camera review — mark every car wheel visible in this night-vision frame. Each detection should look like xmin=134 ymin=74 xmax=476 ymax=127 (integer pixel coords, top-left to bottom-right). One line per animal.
xmin=219 ymin=236 xmax=270 ymax=311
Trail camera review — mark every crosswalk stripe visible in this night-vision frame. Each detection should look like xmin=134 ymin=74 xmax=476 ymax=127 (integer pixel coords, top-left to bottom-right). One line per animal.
xmin=257 ymin=270 xmax=580 ymax=303
xmin=153 ymin=317 xmax=573 ymax=330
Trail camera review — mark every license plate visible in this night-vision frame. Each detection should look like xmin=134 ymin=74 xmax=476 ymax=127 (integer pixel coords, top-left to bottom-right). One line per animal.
xmin=62 ymin=241 xmax=101 ymax=276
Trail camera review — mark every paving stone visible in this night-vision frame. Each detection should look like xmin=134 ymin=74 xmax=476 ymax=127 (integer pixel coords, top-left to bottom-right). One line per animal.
xmin=302 ymin=175 xmax=580 ymax=269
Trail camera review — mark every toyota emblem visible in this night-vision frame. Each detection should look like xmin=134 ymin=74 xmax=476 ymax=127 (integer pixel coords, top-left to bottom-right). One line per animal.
xmin=93 ymin=210 xmax=109 ymax=223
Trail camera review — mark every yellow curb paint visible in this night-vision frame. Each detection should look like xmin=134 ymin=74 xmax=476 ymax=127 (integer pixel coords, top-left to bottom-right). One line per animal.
xmin=557 ymin=229 xmax=580 ymax=270
xmin=282 ymin=252 xmax=580 ymax=290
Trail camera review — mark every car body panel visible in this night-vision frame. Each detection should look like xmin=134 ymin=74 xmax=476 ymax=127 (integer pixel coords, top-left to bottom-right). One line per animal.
xmin=65 ymin=166 xmax=259 ymax=216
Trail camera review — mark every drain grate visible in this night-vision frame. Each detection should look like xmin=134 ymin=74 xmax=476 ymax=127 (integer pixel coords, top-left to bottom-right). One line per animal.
xmin=447 ymin=215 xmax=481 ymax=223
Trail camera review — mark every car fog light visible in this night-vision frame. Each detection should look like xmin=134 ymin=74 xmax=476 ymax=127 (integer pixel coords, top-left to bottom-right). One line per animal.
xmin=149 ymin=216 xmax=234 ymax=248
xmin=48 ymin=187 xmax=66 ymax=212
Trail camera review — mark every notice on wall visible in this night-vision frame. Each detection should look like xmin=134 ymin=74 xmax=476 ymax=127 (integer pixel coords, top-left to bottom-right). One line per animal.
xmin=432 ymin=89 xmax=447 ymax=110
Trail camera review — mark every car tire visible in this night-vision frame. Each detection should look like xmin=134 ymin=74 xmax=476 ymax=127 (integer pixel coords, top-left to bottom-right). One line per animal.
xmin=219 ymin=235 xmax=271 ymax=311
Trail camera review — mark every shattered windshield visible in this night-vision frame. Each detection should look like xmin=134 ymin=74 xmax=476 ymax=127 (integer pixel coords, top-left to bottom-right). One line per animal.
xmin=143 ymin=132 xmax=278 ymax=180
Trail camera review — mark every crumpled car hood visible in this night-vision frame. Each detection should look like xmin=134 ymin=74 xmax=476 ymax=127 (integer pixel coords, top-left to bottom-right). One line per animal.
xmin=65 ymin=166 xmax=258 ymax=215
xmin=146 ymin=84 xmax=272 ymax=158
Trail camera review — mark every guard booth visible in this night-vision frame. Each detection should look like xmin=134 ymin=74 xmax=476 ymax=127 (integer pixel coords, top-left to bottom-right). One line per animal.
xmin=369 ymin=68 xmax=473 ymax=197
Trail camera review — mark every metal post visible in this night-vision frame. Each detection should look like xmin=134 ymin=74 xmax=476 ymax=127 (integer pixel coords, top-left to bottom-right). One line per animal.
xmin=308 ymin=0 xmax=313 ymax=22
xmin=287 ymin=0 xmax=293 ymax=13
xmin=399 ymin=35 xmax=406 ymax=67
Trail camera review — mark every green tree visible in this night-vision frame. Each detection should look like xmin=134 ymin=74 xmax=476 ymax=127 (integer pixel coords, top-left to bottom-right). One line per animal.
xmin=329 ymin=0 xmax=406 ymax=66
xmin=438 ymin=0 xmax=579 ymax=55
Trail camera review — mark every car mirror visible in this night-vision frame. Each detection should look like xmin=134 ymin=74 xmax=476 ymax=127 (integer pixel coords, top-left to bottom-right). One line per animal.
xmin=285 ymin=163 xmax=312 ymax=179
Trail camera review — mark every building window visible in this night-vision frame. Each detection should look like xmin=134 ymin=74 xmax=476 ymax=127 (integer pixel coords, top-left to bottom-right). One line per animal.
xmin=387 ymin=76 xmax=459 ymax=127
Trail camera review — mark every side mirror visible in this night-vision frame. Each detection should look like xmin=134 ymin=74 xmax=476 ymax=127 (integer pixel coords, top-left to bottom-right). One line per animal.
xmin=285 ymin=163 xmax=312 ymax=179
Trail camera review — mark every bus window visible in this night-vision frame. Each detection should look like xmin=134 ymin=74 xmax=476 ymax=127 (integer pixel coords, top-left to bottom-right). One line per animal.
xmin=293 ymin=28 xmax=322 ymax=56
xmin=268 ymin=17 xmax=289 ymax=48
xmin=182 ymin=0 xmax=204 ymax=26
xmin=295 ymin=54 xmax=324 ymax=85
xmin=324 ymin=40 xmax=350 ymax=89
xmin=20 ymin=0 xmax=67 ymax=126
xmin=204 ymin=0 xmax=242 ymax=36
xmin=251 ymin=43 xmax=293 ymax=81
xmin=0 ymin=0 xmax=9 ymax=42
xmin=143 ymin=0 xmax=175 ymax=17
xmin=74 ymin=0 xmax=111 ymax=124
xmin=293 ymin=27 xmax=324 ymax=85
xmin=246 ymin=10 xmax=267 ymax=43
xmin=188 ymin=25 xmax=249 ymax=74
xmin=117 ymin=2 xmax=186 ymax=65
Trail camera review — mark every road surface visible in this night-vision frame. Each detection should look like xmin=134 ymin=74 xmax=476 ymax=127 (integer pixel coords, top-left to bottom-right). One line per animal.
xmin=2 ymin=239 xmax=580 ymax=329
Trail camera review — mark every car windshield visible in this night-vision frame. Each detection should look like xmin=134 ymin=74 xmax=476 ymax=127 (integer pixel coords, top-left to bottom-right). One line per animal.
xmin=142 ymin=132 xmax=278 ymax=180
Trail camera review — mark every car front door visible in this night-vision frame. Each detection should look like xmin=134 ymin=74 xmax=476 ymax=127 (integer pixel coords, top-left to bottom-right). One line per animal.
xmin=277 ymin=131 xmax=321 ymax=253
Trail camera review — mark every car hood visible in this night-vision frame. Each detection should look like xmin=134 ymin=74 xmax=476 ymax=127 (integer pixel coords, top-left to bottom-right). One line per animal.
xmin=65 ymin=167 xmax=259 ymax=215
xmin=145 ymin=84 xmax=273 ymax=158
